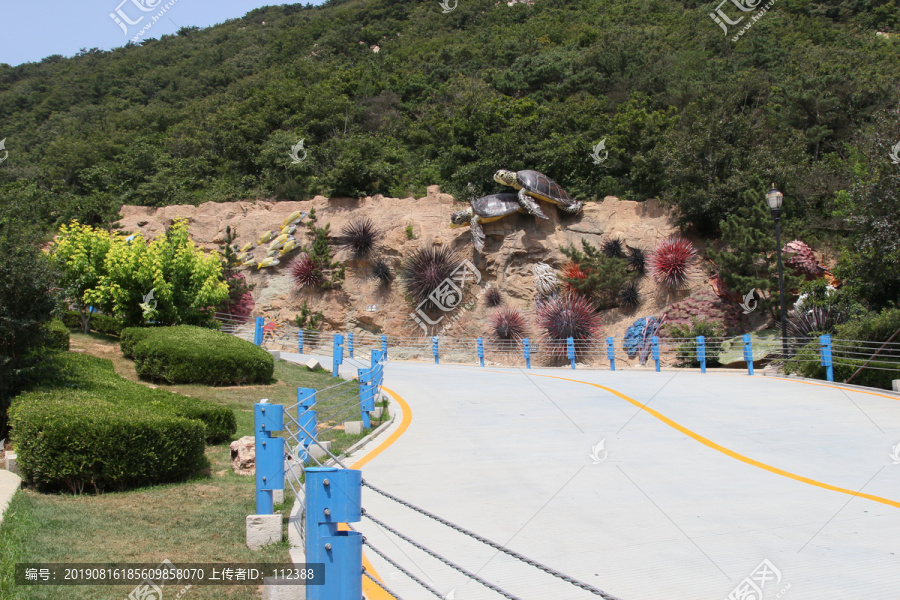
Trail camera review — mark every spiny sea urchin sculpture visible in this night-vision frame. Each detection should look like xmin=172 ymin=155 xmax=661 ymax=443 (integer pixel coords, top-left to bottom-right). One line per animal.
xmin=782 ymin=240 xmax=825 ymax=276
xmin=291 ymin=253 xmax=323 ymax=289
xmin=648 ymin=237 xmax=697 ymax=288
xmin=490 ymin=306 xmax=528 ymax=341
xmin=372 ymin=258 xmax=393 ymax=286
xmin=402 ymin=246 xmax=460 ymax=306
xmin=618 ymin=280 xmax=641 ymax=309
xmin=337 ymin=217 xmax=382 ymax=258
xmin=626 ymin=246 xmax=645 ymax=274
xmin=484 ymin=287 xmax=503 ymax=307
xmin=536 ymin=293 xmax=600 ymax=357
xmin=602 ymin=237 xmax=626 ymax=259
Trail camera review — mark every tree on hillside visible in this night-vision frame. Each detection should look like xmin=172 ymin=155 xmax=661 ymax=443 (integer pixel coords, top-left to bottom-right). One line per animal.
xmin=832 ymin=109 xmax=900 ymax=309
xmin=217 ymin=225 xmax=255 ymax=320
xmin=0 ymin=218 xmax=58 ymax=437
xmin=706 ymin=187 xmax=803 ymax=320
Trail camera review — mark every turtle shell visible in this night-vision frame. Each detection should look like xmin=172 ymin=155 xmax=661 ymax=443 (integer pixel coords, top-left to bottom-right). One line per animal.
xmin=473 ymin=193 xmax=523 ymax=218
xmin=517 ymin=170 xmax=573 ymax=204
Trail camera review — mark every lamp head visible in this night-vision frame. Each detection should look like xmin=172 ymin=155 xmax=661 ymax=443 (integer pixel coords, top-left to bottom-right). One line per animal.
xmin=766 ymin=184 xmax=783 ymax=217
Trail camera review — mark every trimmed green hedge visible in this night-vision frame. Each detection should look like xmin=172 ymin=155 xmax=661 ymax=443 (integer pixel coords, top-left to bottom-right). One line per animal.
xmin=43 ymin=319 xmax=70 ymax=352
xmin=62 ymin=310 xmax=124 ymax=336
xmin=128 ymin=325 xmax=274 ymax=386
xmin=120 ymin=327 xmax=156 ymax=359
xmin=9 ymin=353 xmax=236 ymax=492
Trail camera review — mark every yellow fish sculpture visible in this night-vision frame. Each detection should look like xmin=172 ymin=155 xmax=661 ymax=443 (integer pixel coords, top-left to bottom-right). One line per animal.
xmin=240 ymin=242 xmax=254 ymax=253
xmin=257 ymin=230 xmax=275 ymax=245
xmin=281 ymin=210 xmax=308 ymax=228
xmin=256 ymin=257 xmax=280 ymax=269
xmin=280 ymin=224 xmax=297 ymax=236
xmin=280 ymin=239 xmax=297 ymax=255
xmin=268 ymin=234 xmax=291 ymax=251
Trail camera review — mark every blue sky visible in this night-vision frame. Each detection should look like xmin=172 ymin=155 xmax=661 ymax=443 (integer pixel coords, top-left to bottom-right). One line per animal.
xmin=0 ymin=1 xmax=327 ymax=67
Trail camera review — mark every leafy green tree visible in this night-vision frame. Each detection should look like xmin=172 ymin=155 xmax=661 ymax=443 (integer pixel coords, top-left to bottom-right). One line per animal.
xmin=50 ymin=221 xmax=112 ymax=332
xmin=706 ymin=190 xmax=803 ymax=319
xmin=65 ymin=219 xmax=230 ymax=327
xmin=0 ymin=219 xmax=58 ymax=437
xmin=832 ymin=110 xmax=900 ymax=309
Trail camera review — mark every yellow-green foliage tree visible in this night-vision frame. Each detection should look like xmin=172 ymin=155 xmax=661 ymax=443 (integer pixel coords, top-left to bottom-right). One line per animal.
xmin=50 ymin=221 xmax=112 ymax=333
xmin=53 ymin=219 xmax=228 ymax=328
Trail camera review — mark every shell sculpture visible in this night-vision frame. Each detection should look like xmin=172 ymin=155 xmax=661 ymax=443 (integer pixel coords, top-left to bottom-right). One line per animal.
xmin=532 ymin=262 xmax=559 ymax=298
xmin=782 ymin=240 xmax=825 ymax=276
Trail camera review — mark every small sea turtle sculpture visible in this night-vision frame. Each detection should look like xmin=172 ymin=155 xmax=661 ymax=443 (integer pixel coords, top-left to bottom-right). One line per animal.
xmin=449 ymin=185 xmax=525 ymax=252
xmin=493 ymin=169 xmax=583 ymax=219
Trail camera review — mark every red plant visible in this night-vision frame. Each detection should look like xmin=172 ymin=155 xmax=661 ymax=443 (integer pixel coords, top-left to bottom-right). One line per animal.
xmin=490 ymin=306 xmax=528 ymax=341
xmin=291 ymin=253 xmax=323 ymax=289
xmin=536 ymin=293 xmax=600 ymax=357
xmin=560 ymin=262 xmax=589 ymax=293
xmin=220 ymin=273 xmax=254 ymax=321
xmin=648 ymin=237 xmax=697 ymax=288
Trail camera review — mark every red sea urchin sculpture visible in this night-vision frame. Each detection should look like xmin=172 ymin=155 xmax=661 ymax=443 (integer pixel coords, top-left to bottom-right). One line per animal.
xmin=648 ymin=237 xmax=697 ymax=288
xmin=490 ymin=306 xmax=528 ymax=341
xmin=536 ymin=293 xmax=600 ymax=357
xmin=291 ymin=253 xmax=324 ymax=289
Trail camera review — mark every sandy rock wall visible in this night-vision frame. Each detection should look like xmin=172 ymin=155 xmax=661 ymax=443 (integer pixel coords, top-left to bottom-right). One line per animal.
xmin=117 ymin=186 xmax=710 ymax=345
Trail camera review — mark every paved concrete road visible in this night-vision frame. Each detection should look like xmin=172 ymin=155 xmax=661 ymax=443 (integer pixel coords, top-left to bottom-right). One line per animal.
xmin=352 ymin=364 xmax=900 ymax=600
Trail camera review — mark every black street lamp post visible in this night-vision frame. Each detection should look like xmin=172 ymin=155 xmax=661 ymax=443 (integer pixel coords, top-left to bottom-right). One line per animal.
xmin=766 ymin=184 xmax=789 ymax=360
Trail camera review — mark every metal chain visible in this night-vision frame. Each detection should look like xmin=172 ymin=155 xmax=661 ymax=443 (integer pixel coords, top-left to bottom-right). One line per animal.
xmin=363 ymin=481 xmax=623 ymax=600
xmin=363 ymin=567 xmax=405 ymax=600
xmin=362 ymin=510 xmax=523 ymax=600
xmin=362 ymin=540 xmax=441 ymax=600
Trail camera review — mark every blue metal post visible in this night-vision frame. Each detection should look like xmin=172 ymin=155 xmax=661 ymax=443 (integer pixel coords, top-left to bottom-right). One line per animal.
xmin=432 ymin=336 xmax=439 ymax=364
xmin=296 ymin=388 xmax=317 ymax=463
xmin=381 ymin=334 xmax=387 ymax=358
xmin=348 ymin=332 xmax=354 ymax=359
xmin=651 ymin=336 xmax=660 ymax=372
xmin=523 ymin=338 xmax=531 ymax=369
xmin=743 ymin=333 xmax=754 ymax=376
xmin=697 ymin=335 xmax=706 ymax=374
xmin=332 ymin=333 xmax=344 ymax=378
xmin=477 ymin=337 xmax=485 ymax=367
xmin=305 ymin=467 xmax=363 ymax=600
xmin=819 ymin=334 xmax=834 ymax=382
xmin=358 ymin=366 xmax=374 ymax=429
xmin=606 ymin=337 xmax=615 ymax=371
xmin=567 ymin=337 xmax=576 ymax=370
xmin=253 ymin=316 xmax=265 ymax=346
xmin=254 ymin=402 xmax=284 ymax=514
xmin=298 ymin=330 xmax=304 ymax=354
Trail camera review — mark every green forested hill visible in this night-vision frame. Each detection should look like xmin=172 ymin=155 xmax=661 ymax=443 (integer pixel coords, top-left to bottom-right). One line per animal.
xmin=0 ymin=0 xmax=898 ymax=244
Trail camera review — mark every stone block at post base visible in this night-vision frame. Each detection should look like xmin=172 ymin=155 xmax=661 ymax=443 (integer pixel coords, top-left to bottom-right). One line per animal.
xmin=273 ymin=489 xmax=284 ymax=505
xmin=4 ymin=453 xmax=18 ymax=475
xmin=344 ymin=420 xmax=364 ymax=435
xmin=262 ymin=577 xmax=305 ymax=600
xmin=305 ymin=358 xmax=322 ymax=370
xmin=246 ymin=514 xmax=282 ymax=550
xmin=893 ymin=379 xmax=900 ymax=393
xmin=308 ymin=441 xmax=332 ymax=460
xmin=370 ymin=407 xmax=384 ymax=419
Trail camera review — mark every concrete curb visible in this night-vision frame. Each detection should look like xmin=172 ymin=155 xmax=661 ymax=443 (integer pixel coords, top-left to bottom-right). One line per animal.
xmin=0 ymin=469 xmax=22 ymax=528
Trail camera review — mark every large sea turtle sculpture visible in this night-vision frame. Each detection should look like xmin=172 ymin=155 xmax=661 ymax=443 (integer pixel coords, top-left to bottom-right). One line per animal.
xmin=449 ymin=185 xmax=526 ymax=252
xmin=493 ymin=169 xmax=583 ymax=219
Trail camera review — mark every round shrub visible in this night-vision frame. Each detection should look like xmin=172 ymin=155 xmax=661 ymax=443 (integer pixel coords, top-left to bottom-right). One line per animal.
xmin=131 ymin=325 xmax=274 ymax=385
xmin=120 ymin=326 xmax=157 ymax=359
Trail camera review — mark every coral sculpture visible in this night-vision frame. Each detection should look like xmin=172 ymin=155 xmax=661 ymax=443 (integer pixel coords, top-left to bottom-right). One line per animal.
xmin=782 ymin=240 xmax=825 ymax=277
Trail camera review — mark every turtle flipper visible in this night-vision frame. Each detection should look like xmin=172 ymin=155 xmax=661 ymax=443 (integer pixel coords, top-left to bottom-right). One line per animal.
xmin=470 ymin=215 xmax=486 ymax=253
xmin=518 ymin=188 xmax=549 ymax=220
xmin=560 ymin=199 xmax=584 ymax=214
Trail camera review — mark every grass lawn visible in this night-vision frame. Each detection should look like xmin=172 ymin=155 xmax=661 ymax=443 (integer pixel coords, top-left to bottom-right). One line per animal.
xmin=0 ymin=331 xmax=390 ymax=599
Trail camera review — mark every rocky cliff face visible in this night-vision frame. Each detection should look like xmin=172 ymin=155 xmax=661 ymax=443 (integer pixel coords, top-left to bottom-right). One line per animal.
xmin=117 ymin=186 xmax=710 ymax=343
